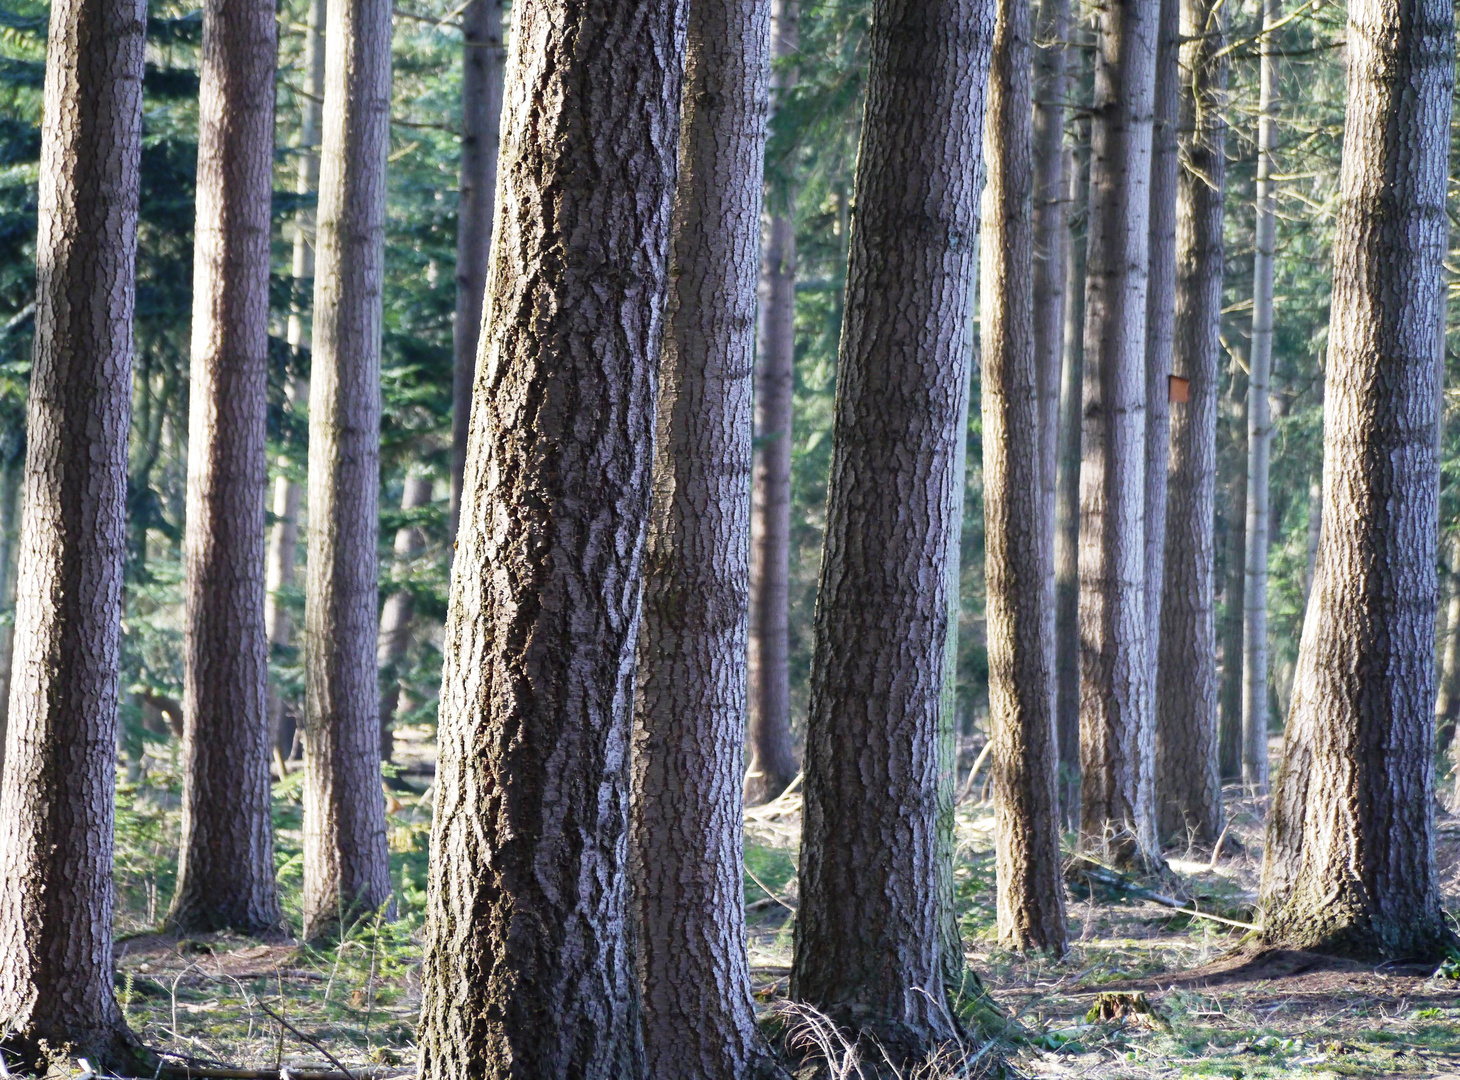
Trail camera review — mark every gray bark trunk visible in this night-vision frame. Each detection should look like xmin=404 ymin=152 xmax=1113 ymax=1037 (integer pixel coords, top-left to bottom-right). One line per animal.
xmin=982 ymin=0 xmax=1068 ymax=954
xmin=744 ymin=0 xmax=800 ymax=809
xmin=0 ymin=0 xmax=147 ymax=1066
xmin=1436 ymin=534 xmax=1460 ymax=761
xmin=791 ymin=0 xmax=993 ymax=1057
xmin=169 ymin=0 xmax=283 ymax=935
xmin=301 ymin=0 xmax=394 ymax=940
xmin=1241 ymin=0 xmax=1280 ymax=793
xmin=1217 ymin=381 xmax=1246 ymax=779
xmin=0 ymin=456 xmax=22 ymax=772
xmin=1154 ymin=0 xmax=1226 ymax=845
xmin=448 ymin=0 xmax=504 ymax=540
xmin=1259 ymin=0 xmax=1452 ymax=960
xmin=415 ymin=1 xmax=687 ymax=1075
xmin=1033 ymin=0 xmax=1069 ymax=529
xmin=377 ymin=473 xmax=432 ymax=764
xmin=1076 ymin=0 xmax=1160 ymax=866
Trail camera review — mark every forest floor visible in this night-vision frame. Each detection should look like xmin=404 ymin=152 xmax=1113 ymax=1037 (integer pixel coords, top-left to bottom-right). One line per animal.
xmin=104 ymin=727 xmax=1460 ymax=1079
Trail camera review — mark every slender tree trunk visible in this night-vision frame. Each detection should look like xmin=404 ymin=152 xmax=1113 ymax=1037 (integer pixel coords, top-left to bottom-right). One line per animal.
xmin=1076 ymin=0 xmax=1160 ymax=866
xmin=377 ymin=473 xmax=432 ymax=764
xmin=269 ymin=0 xmax=326 ymax=763
xmin=1033 ymin=0 xmax=1069 ymax=526
xmin=744 ymin=0 xmax=800 ymax=808
xmin=0 ymin=455 xmax=22 ymax=772
xmin=448 ymin=0 xmax=504 ymax=540
xmin=1259 ymin=0 xmax=1452 ymax=960
xmin=982 ymin=0 xmax=1068 ymax=954
xmin=1154 ymin=0 xmax=1226 ymax=844
xmin=790 ymin=0 xmax=993 ymax=1057
xmin=631 ymin=1 xmax=778 ymax=1073
xmin=1241 ymin=0 xmax=1280 ymax=793
xmin=0 ymin=0 xmax=148 ymax=1067
xmin=1436 ymin=534 xmax=1460 ymax=757
xmin=1302 ymin=477 xmax=1321 ymax=600
xmin=1217 ymin=383 xmax=1246 ymax=779
xmin=415 ymin=1 xmax=686 ymax=1075
xmin=1055 ymin=142 xmax=1088 ymax=825
xmin=302 ymin=0 xmax=394 ymax=940
xmin=169 ymin=0 xmax=282 ymax=935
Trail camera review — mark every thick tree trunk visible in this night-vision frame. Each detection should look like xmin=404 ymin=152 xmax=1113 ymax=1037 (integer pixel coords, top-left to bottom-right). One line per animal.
xmin=982 ymin=0 xmax=1068 ymax=955
xmin=744 ymin=0 xmax=800 ymax=808
xmin=790 ymin=0 xmax=992 ymax=1057
xmin=448 ymin=0 xmax=504 ymax=540
xmin=269 ymin=0 xmax=326 ymax=763
xmin=0 ymin=0 xmax=147 ymax=1067
xmin=377 ymin=474 xmax=432 ymax=764
xmin=415 ymin=1 xmax=686 ymax=1075
xmin=1076 ymin=0 xmax=1160 ymax=866
xmin=301 ymin=0 xmax=394 ymax=940
xmin=1033 ymin=0 xmax=1069 ymax=527
xmin=1241 ymin=0 xmax=1280 ymax=793
xmin=1154 ymin=0 xmax=1226 ymax=845
xmin=169 ymin=0 xmax=282 ymax=935
xmin=1055 ymin=143 xmax=1088 ymax=825
xmin=1217 ymin=385 xmax=1246 ymax=779
xmin=1259 ymin=0 xmax=1452 ymax=960
xmin=631 ymin=0 xmax=778 ymax=1073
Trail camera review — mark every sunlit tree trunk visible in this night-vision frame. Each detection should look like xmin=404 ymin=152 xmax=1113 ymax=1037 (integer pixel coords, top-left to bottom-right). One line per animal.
xmin=301 ymin=0 xmax=394 ymax=940
xmin=1436 ymin=536 xmax=1460 ymax=758
xmin=982 ymin=0 xmax=1068 ymax=954
xmin=1217 ymin=383 xmax=1246 ymax=779
xmin=1154 ymin=0 xmax=1226 ymax=844
xmin=169 ymin=0 xmax=283 ymax=935
xmin=1033 ymin=0 xmax=1069 ymax=529
xmin=1259 ymin=0 xmax=1452 ymax=959
xmin=0 ymin=0 xmax=147 ymax=1066
xmin=415 ymin=1 xmax=687 ymax=1074
xmin=791 ymin=0 xmax=993 ymax=1058
xmin=377 ymin=473 xmax=432 ymax=764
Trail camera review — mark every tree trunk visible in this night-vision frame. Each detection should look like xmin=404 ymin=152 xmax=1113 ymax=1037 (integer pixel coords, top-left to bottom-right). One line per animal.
xmin=0 ymin=455 xmax=22 ymax=772
xmin=630 ymin=0 xmax=779 ymax=1072
xmin=301 ymin=0 xmax=394 ymax=940
xmin=415 ymin=1 xmax=686 ymax=1075
xmin=1437 ymin=536 xmax=1460 ymax=764
xmin=169 ymin=0 xmax=283 ymax=936
xmin=269 ymin=0 xmax=326 ymax=763
xmin=1241 ymin=0 xmax=1280 ymax=793
xmin=1258 ymin=0 xmax=1452 ymax=960
xmin=790 ymin=0 xmax=992 ymax=1057
xmin=448 ymin=0 xmax=504 ymax=540
xmin=1154 ymin=0 xmax=1226 ymax=845
xmin=377 ymin=474 xmax=432 ymax=764
xmin=1033 ymin=0 xmax=1068 ymax=530
xmin=744 ymin=0 xmax=800 ymax=808
xmin=1055 ymin=142 xmax=1088 ymax=826
xmin=0 ymin=0 xmax=148 ymax=1067
xmin=982 ymin=0 xmax=1068 ymax=955
xmin=1217 ymin=384 xmax=1246 ymax=779
xmin=1076 ymin=0 xmax=1160 ymax=866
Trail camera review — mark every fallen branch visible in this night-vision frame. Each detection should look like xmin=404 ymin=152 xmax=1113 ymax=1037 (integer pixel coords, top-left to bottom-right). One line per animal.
xmin=159 ymin=1069 xmax=410 ymax=1080
xmin=955 ymin=741 xmax=993 ymax=805
xmin=1071 ymin=854 xmax=1259 ymax=932
xmin=253 ymin=1000 xmax=358 ymax=1080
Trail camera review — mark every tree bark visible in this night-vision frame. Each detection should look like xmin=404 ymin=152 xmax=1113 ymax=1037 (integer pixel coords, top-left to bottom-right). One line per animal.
xmin=744 ymin=0 xmax=800 ymax=808
xmin=1154 ymin=0 xmax=1226 ymax=845
xmin=377 ymin=474 xmax=432 ymax=764
xmin=1217 ymin=383 xmax=1246 ymax=779
xmin=448 ymin=0 xmax=504 ymax=541
xmin=269 ymin=0 xmax=326 ymax=763
xmin=1437 ymin=535 xmax=1460 ymax=763
xmin=790 ymin=0 xmax=993 ymax=1057
xmin=0 ymin=455 xmax=22 ymax=773
xmin=415 ymin=1 xmax=687 ymax=1075
xmin=169 ymin=0 xmax=283 ymax=935
xmin=1055 ymin=142 xmax=1088 ymax=825
xmin=1076 ymin=0 xmax=1160 ymax=866
xmin=1241 ymin=0 xmax=1280 ymax=793
xmin=0 ymin=0 xmax=148 ymax=1067
xmin=1258 ymin=0 xmax=1452 ymax=960
xmin=982 ymin=0 xmax=1068 ymax=955
xmin=630 ymin=0 xmax=780 ymax=1073
xmin=1033 ymin=0 xmax=1069 ymax=532
xmin=302 ymin=0 xmax=394 ymax=940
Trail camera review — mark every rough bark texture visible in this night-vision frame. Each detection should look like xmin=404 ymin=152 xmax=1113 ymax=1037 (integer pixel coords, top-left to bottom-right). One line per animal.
xmin=0 ymin=0 xmax=147 ymax=1067
xmin=1154 ymin=0 xmax=1226 ymax=845
xmin=630 ymin=1 xmax=780 ymax=1073
xmin=169 ymin=0 xmax=283 ymax=935
xmin=744 ymin=0 xmax=800 ymax=808
xmin=982 ymin=0 xmax=1069 ymax=955
xmin=1217 ymin=386 xmax=1246 ymax=780
xmin=302 ymin=0 xmax=394 ymax=940
xmin=1259 ymin=0 xmax=1452 ymax=960
xmin=791 ymin=0 xmax=993 ymax=1056
xmin=415 ymin=2 xmax=687 ymax=1076
xmin=377 ymin=474 xmax=433 ymax=763
xmin=1076 ymin=0 xmax=1160 ymax=865
xmin=1033 ymin=0 xmax=1069 ymax=531
xmin=1055 ymin=143 xmax=1088 ymax=825
xmin=1241 ymin=0 xmax=1280 ymax=793
xmin=449 ymin=0 xmax=505 ymax=540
